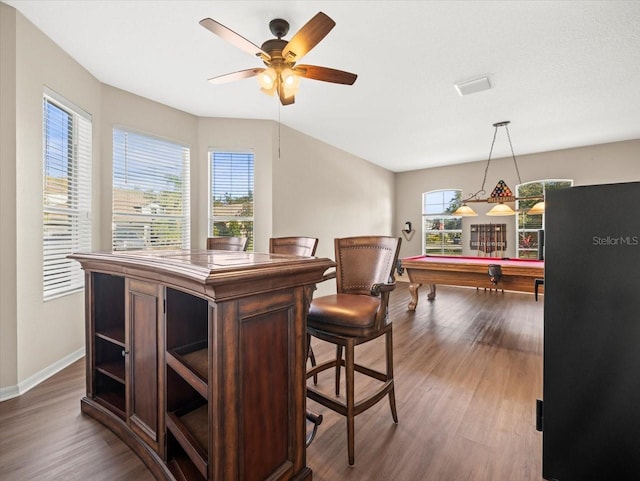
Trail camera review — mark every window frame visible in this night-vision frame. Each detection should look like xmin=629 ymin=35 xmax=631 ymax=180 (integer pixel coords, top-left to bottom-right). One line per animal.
xmin=112 ymin=127 xmax=191 ymax=251
xmin=515 ymin=179 xmax=573 ymax=259
xmin=422 ymin=189 xmax=463 ymax=256
xmin=208 ymin=150 xmax=255 ymax=251
xmin=42 ymin=89 xmax=92 ymax=300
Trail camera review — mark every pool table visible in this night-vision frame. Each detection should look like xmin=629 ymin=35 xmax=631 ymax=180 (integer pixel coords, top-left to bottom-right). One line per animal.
xmin=401 ymin=255 xmax=544 ymax=310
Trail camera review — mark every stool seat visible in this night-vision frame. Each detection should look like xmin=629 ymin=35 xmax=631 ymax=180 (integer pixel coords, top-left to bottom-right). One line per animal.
xmin=309 ymin=294 xmax=382 ymax=337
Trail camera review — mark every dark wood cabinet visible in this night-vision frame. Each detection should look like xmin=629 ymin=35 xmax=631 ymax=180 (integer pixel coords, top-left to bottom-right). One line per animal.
xmin=127 ymin=278 xmax=163 ymax=454
xmin=71 ymin=250 xmax=333 ymax=481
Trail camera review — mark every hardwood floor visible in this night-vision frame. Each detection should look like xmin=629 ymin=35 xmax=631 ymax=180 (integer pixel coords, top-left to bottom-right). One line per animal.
xmin=0 ymin=282 xmax=544 ymax=481
xmin=0 ymin=359 xmax=154 ymax=481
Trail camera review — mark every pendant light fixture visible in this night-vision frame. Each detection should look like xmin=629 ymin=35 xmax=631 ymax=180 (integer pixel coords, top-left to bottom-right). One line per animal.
xmin=527 ymin=201 xmax=546 ymax=215
xmin=454 ymin=121 xmax=542 ymax=216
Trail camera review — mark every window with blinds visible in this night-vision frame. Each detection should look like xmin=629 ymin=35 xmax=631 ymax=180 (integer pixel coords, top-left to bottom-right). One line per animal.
xmin=112 ymin=129 xmax=190 ymax=251
xmin=43 ymin=91 xmax=92 ymax=300
xmin=209 ymin=151 xmax=254 ymax=251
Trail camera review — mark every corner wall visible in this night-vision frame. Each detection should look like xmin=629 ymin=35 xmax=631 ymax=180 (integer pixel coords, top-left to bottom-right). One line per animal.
xmin=6 ymin=6 xmax=102 ymax=396
xmin=0 ymin=3 xmax=18 ymax=394
xmin=273 ymin=124 xmax=395 ymax=262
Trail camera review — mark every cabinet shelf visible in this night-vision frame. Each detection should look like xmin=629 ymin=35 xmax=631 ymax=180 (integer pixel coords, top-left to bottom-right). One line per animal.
xmin=96 ymin=360 xmax=125 ymax=383
xmin=167 ymin=341 xmax=208 ymax=399
xmin=167 ymin=453 xmax=206 ymax=481
xmin=96 ymin=327 xmax=125 ymax=346
xmin=94 ymin=391 xmax=126 ymax=419
xmin=166 ymin=404 xmax=208 ymax=479
xmin=94 ymin=371 xmax=126 ymax=419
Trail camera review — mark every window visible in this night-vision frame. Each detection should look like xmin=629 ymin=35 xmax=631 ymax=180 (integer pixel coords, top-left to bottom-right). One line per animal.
xmin=422 ymin=189 xmax=462 ymax=255
xmin=209 ymin=151 xmax=254 ymax=251
xmin=43 ymin=90 xmax=92 ymax=300
xmin=516 ymin=179 xmax=573 ymax=258
xmin=112 ymin=129 xmax=190 ymax=250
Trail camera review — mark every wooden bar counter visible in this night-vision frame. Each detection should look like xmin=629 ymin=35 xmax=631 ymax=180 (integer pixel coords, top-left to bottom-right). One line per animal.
xmin=70 ymin=249 xmax=335 ymax=481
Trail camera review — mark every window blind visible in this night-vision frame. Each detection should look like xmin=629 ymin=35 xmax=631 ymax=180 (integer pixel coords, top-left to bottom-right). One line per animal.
xmin=43 ymin=93 xmax=92 ymax=300
xmin=209 ymin=151 xmax=254 ymax=250
xmin=113 ymin=129 xmax=190 ymax=251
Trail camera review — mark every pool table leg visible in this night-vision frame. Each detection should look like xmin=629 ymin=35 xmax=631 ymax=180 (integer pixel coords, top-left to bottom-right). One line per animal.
xmin=408 ymin=283 xmax=437 ymax=310
xmin=408 ymin=283 xmax=420 ymax=310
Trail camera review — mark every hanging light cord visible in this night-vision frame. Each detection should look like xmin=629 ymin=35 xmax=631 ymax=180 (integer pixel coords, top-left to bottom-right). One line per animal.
xmin=504 ymin=122 xmax=522 ymax=185
xmin=278 ymin=103 xmax=281 ymax=159
xmin=472 ymin=121 xmax=522 ymax=199
xmin=479 ymin=125 xmax=499 ymax=195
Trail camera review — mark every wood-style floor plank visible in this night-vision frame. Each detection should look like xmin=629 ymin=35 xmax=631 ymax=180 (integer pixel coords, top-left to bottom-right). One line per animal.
xmin=0 ymin=358 xmax=154 ymax=481
xmin=0 ymin=283 xmax=544 ymax=481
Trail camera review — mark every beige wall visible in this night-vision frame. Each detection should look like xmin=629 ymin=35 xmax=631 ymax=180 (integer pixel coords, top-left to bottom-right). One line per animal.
xmin=1 ymin=3 xmax=18 ymax=390
xmin=273 ymin=124 xmax=395 ymax=257
xmin=0 ymin=5 xmax=103 ymax=397
xmin=395 ymin=139 xmax=640 ymax=258
xmin=272 ymin=124 xmax=396 ymax=295
xmin=0 ymin=5 xmax=394 ymax=397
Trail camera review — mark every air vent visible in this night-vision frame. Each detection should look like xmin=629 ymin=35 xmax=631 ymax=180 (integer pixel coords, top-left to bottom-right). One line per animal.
xmin=454 ymin=76 xmax=491 ymax=96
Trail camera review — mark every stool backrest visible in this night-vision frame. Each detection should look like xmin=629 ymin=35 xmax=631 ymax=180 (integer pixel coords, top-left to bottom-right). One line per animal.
xmin=269 ymin=237 xmax=318 ymax=257
xmin=206 ymin=236 xmax=248 ymax=251
xmin=334 ymin=236 xmax=401 ymax=296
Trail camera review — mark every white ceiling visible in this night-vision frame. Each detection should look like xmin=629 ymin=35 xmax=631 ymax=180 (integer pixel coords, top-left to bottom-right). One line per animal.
xmin=6 ymin=0 xmax=640 ymax=172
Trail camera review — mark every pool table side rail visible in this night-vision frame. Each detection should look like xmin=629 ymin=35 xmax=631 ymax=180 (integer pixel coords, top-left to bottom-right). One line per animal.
xmin=401 ymin=256 xmax=544 ymax=294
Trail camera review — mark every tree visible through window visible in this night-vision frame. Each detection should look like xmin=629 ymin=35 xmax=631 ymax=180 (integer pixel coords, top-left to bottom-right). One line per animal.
xmin=112 ymin=129 xmax=190 ymax=250
xmin=516 ymin=179 xmax=572 ymax=258
xmin=209 ymin=151 xmax=254 ymax=251
xmin=43 ymin=91 xmax=92 ymax=300
xmin=422 ymin=189 xmax=462 ymax=255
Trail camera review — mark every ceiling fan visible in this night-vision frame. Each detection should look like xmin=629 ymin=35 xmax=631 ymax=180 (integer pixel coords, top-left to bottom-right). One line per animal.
xmin=199 ymin=12 xmax=358 ymax=106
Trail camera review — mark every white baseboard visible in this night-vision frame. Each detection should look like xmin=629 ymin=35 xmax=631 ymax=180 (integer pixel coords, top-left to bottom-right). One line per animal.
xmin=0 ymin=347 xmax=85 ymax=402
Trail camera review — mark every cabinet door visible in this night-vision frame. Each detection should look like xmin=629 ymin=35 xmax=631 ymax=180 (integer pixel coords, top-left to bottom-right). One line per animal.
xmin=126 ymin=278 xmax=164 ymax=453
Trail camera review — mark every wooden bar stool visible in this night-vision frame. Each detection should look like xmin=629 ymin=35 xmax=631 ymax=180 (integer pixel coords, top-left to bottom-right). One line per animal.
xmin=306 ymin=236 xmax=401 ymax=465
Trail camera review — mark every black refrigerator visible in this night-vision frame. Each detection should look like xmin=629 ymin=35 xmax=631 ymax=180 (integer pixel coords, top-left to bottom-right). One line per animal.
xmin=541 ymin=181 xmax=640 ymax=480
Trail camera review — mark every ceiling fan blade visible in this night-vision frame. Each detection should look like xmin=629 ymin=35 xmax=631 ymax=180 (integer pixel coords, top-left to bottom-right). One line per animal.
xmin=282 ymin=12 xmax=335 ymax=62
xmin=295 ymin=65 xmax=358 ymax=85
xmin=200 ymin=18 xmax=270 ymax=61
xmin=208 ymin=68 xmax=264 ymax=84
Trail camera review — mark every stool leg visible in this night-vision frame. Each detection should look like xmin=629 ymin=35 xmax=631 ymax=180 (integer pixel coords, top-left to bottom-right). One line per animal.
xmin=335 ymin=345 xmax=343 ymax=396
xmin=345 ymin=339 xmax=355 ymax=466
xmin=386 ymin=328 xmax=398 ymax=423
xmin=307 ymin=334 xmax=318 ymax=385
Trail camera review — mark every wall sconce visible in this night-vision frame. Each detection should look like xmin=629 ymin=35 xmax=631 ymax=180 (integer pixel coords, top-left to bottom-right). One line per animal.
xmin=402 ymin=221 xmax=413 ymax=234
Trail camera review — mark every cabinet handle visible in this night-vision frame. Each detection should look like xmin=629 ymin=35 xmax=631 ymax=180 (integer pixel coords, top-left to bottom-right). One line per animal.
xmin=122 ymin=350 xmax=129 ymax=356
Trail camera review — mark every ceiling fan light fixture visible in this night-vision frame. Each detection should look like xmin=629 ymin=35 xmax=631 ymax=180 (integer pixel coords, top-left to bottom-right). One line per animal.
xmin=260 ymin=85 xmax=277 ymax=97
xmin=200 ymin=12 xmax=357 ymax=106
xmin=258 ymin=67 xmax=277 ymax=89
xmin=281 ymin=68 xmax=299 ymax=88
